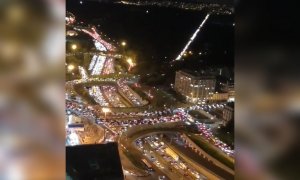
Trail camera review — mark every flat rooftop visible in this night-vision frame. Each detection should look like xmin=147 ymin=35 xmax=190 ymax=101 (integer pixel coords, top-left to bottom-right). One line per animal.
xmin=66 ymin=143 xmax=124 ymax=180
xmin=177 ymin=70 xmax=215 ymax=80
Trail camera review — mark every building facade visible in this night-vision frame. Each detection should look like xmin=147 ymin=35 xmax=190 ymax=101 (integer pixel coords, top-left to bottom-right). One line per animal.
xmin=209 ymin=92 xmax=229 ymax=102
xmin=220 ymin=82 xmax=235 ymax=102
xmin=175 ymin=70 xmax=216 ymax=103
xmin=222 ymin=105 xmax=234 ymax=123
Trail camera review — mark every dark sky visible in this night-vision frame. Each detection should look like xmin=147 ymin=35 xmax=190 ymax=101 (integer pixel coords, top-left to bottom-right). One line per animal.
xmin=84 ymin=0 xmax=234 ymax=5
xmin=67 ymin=0 xmax=234 ymax=78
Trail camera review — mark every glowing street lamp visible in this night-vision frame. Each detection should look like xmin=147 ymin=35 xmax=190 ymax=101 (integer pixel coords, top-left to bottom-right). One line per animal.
xmin=71 ymin=44 xmax=77 ymax=50
xmin=127 ymin=58 xmax=133 ymax=65
xmin=127 ymin=58 xmax=135 ymax=71
xmin=67 ymin=64 xmax=75 ymax=72
xmin=121 ymin=41 xmax=126 ymax=47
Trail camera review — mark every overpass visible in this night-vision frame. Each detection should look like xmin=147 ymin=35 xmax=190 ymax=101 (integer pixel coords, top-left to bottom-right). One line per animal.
xmin=119 ymin=122 xmax=234 ymax=179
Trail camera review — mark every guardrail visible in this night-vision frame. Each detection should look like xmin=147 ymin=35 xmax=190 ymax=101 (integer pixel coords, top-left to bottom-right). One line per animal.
xmin=180 ymin=134 xmax=234 ymax=175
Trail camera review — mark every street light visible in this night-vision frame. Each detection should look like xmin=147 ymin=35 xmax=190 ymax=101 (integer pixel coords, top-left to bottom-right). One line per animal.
xmin=127 ymin=58 xmax=135 ymax=71
xmin=71 ymin=44 xmax=77 ymax=50
xmin=127 ymin=58 xmax=133 ymax=65
xmin=67 ymin=64 xmax=75 ymax=72
xmin=121 ymin=41 xmax=126 ymax=47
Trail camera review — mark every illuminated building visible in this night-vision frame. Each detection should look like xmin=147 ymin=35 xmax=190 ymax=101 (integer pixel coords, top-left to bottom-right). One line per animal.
xmin=222 ymin=103 xmax=234 ymax=123
xmin=174 ymin=70 xmax=216 ymax=103
xmin=220 ymin=82 xmax=235 ymax=102
xmin=209 ymin=92 xmax=229 ymax=102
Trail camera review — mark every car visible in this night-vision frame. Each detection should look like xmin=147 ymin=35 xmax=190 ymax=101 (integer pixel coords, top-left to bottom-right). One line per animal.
xmin=158 ymin=175 xmax=166 ymax=180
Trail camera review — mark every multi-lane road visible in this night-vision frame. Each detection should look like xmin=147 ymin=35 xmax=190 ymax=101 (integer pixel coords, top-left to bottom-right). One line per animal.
xmin=66 ymin=17 xmax=234 ymax=179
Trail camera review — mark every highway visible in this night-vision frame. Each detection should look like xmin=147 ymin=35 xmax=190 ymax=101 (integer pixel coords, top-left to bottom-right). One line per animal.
xmin=66 ymin=16 xmax=235 ymax=180
xmin=164 ymin=134 xmax=234 ymax=179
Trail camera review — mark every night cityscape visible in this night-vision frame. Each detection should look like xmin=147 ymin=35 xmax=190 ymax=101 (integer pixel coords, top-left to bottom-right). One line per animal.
xmin=66 ymin=0 xmax=234 ymax=179
xmin=1 ymin=0 xmax=299 ymax=180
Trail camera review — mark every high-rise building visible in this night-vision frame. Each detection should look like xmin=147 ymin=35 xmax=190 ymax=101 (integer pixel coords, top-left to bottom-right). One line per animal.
xmin=222 ymin=103 xmax=234 ymax=123
xmin=220 ymin=82 xmax=235 ymax=102
xmin=174 ymin=70 xmax=216 ymax=103
xmin=66 ymin=143 xmax=124 ymax=180
xmin=209 ymin=92 xmax=229 ymax=102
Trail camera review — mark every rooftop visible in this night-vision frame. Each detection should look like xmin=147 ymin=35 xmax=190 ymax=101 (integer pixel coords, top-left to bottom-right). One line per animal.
xmin=177 ymin=70 xmax=216 ymax=80
xmin=66 ymin=143 xmax=124 ymax=180
xmin=227 ymin=102 xmax=234 ymax=108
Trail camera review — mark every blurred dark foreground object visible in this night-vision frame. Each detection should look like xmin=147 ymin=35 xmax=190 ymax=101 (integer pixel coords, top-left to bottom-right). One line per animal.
xmin=66 ymin=143 xmax=124 ymax=180
xmin=235 ymin=0 xmax=300 ymax=179
xmin=0 ymin=0 xmax=65 ymax=179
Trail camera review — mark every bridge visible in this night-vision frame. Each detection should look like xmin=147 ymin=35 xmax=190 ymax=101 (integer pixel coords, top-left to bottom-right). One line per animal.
xmin=174 ymin=14 xmax=210 ymax=61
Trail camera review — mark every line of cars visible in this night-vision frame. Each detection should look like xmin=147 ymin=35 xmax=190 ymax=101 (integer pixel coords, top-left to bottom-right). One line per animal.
xmin=117 ymin=80 xmax=148 ymax=106
xmin=136 ymin=135 xmax=207 ymax=180
xmin=196 ymin=123 xmax=234 ymax=157
xmin=88 ymin=86 xmax=109 ymax=106
xmin=101 ymin=86 xmax=126 ymax=107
